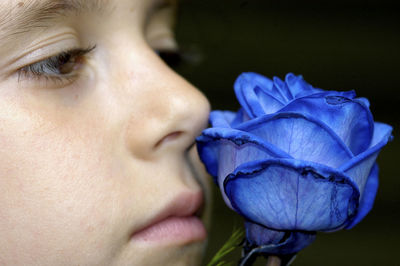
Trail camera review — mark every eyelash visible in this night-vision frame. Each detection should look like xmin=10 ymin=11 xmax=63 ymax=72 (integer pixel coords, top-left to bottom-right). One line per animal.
xmin=17 ymin=45 xmax=185 ymax=85
xmin=18 ymin=45 xmax=97 ymax=84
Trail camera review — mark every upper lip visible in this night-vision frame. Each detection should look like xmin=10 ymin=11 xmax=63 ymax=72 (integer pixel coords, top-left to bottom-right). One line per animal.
xmin=131 ymin=190 xmax=204 ymax=237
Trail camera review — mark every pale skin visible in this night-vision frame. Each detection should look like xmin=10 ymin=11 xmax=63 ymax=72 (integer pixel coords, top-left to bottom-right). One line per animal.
xmin=0 ymin=0 xmax=211 ymax=265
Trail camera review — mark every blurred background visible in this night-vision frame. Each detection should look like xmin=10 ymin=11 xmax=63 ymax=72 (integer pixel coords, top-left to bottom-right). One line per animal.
xmin=173 ymin=0 xmax=399 ymax=265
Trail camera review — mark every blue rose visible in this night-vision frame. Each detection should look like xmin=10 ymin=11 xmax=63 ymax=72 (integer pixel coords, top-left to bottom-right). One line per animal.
xmin=196 ymin=73 xmax=393 ymax=257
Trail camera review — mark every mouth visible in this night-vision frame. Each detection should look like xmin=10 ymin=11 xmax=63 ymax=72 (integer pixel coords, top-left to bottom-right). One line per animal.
xmin=130 ymin=190 xmax=207 ymax=245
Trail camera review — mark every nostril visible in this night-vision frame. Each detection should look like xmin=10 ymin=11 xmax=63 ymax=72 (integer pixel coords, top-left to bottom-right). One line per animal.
xmin=154 ymin=131 xmax=183 ymax=149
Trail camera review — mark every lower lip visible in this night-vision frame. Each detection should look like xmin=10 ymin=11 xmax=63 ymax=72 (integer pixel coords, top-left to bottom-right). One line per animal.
xmin=131 ymin=216 xmax=207 ymax=244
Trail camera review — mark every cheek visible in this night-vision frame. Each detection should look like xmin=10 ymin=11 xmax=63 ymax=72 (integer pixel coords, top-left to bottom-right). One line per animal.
xmin=189 ymin=146 xmax=213 ymax=228
xmin=0 ymin=106 xmax=126 ymax=264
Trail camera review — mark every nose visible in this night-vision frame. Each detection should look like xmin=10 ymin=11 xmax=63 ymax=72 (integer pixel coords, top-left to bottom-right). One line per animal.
xmin=121 ymin=50 xmax=210 ymax=160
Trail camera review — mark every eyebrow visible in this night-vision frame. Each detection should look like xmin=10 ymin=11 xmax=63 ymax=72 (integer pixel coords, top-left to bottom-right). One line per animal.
xmin=0 ymin=0 xmax=112 ymax=39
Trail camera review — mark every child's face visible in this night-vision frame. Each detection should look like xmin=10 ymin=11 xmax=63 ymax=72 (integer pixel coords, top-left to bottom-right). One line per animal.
xmin=0 ymin=0 xmax=210 ymax=265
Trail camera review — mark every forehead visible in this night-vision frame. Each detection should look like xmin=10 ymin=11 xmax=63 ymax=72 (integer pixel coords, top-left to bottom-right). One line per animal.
xmin=0 ymin=0 xmax=108 ymax=36
xmin=0 ymin=0 xmax=172 ymax=41
xmin=0 ymin=0 xmax=109 ymax=18
xmin=0 ymin=0 xmax=172 ymax=12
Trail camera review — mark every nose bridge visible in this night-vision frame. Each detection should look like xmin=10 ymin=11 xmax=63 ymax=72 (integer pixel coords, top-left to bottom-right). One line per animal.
xmin=152 ymin=71 xmax=209 ymax=131
xmin=119 ymin=56 xmax=210 ymax=160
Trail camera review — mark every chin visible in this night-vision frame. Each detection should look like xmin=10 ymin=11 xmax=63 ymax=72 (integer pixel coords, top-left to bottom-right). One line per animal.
xmin=163 ymin=242 xmax=206 ymax=266
xmin=114 ymin=240 xmax=206 ymax=266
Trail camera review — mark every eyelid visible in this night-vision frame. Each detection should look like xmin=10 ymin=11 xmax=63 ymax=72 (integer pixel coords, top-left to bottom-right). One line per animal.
xmin=5 ymin=32 xmax=78 ymax=66
xmin=146 ymin=1 xmax=177 ymax=46
xmin=150 ymin=36 xmax=179 ymax=52
xmin=21 ymin=45 xmax=96 ymax=72
xmin=16 ymin=45 xmax=96 ymax=86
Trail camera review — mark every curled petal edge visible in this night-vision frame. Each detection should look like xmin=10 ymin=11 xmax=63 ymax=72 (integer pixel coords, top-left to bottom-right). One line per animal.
xmin=224 ymin=158 xmax=360 ymax=231
xmin=196 ymin=127 xmax=293 ymax=180
xmin=240 ymin=222 xmax=316 ymax=266
xmin=236 ymin=112 xmax=354 ymax=159
xmin=234 ymin=72 xmax=271 ymax=118
xmin=345 ymin=164 xmax=379 ymax=229
xmin=278 ymin=93 xmax=375 ymax=155
xmin=209 ymin=110 xmax=237 ymax=128
xmin=339 ymin=123 xmax=393 ymax=172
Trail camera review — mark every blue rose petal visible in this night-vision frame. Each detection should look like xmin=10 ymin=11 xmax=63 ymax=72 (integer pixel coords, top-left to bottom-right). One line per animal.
xmin=338 ymin=122 xmax=393 ymax=227
xmin=355 ymin=97 xmax=370 ymax=108
xmin=229 ymin=109 xmax=244 ymax=127
xmin=346 ymin=164 xmax=379 ymax=229
xmin=237 ymin=112 xmax=353 ymax=168
xmin=234 ymin=73 xmax=272 ymax=118
xmin=197 ymin=126 xmax=292 ymax=209
xmin=245 ymin=221 xmax=286 ymax=247
xmin=254 ymin=86 xmax=286 ymax=114
xmin=209 ymin=110 xmax=237 ymax=128
xmin=197 ymin=127 xmax=292 ymax=177
xmin=272 ymin=76 xmax=293 ymax=102
xmin=244 ymin=221 xmax=316 ymax=255
xmin=280 ymin=95 xmax=374 ymax=155
xmin=284 ymin=73 xmax=320 ymax=99
xmin=369 ymin=122 xmax=394 ymax=148
xmin=338 ymin=122 xmax=392 ymax=192
xmin=234 ymin=72 xmax=359 ymax=119
xmin=198 ymin=111 xmax=294 ymax=209
xmin=224 ymin=159 xmax=359 ymax=231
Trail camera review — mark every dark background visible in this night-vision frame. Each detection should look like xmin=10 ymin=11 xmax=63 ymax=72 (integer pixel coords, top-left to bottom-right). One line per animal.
xmin=174 ymin=1 xmax=400 ymax=265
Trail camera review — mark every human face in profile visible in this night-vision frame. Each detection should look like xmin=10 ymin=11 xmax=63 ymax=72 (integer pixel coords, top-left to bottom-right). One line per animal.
xmin=0 ymin=0 xmax=210 ymax=265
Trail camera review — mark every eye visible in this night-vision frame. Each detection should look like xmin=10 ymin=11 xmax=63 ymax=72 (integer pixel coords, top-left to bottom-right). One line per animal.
xmin=18 ymin=45 xmax=96 ymax=83
xmin=145 ymin=0 xmax=184 ymax=68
